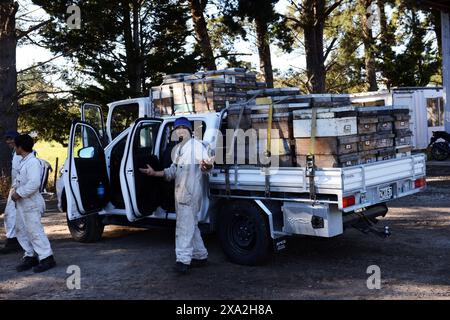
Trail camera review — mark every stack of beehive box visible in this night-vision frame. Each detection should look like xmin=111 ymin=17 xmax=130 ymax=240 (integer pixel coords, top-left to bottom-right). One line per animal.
xmin=151 ymin=71 xmax=414 ymax=168
xmin=293 ymin=104 xmax=359 ymax=168
xmin=392 ymin=108 xmax=413 ymax=158
xmin=151 ymin=68 xmax=257 ymax=116
xmin=226 ymin=91 xmax=413 ymax=168
xmin=292 ymin=105 xmax=412 ymax=168
xmin=226 ymin=88 xmax=311 ymax=166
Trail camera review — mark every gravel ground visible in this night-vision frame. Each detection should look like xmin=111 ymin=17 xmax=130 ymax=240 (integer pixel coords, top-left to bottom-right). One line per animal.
xmin=0 ymin=165 xmax=449 ymax=300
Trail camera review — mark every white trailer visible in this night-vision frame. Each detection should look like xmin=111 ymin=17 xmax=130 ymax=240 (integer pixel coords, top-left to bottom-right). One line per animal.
xmin=57 ymin=98 xmax=426 ymax=265
xmin=350 ymin=87 xmax=445 ymax=149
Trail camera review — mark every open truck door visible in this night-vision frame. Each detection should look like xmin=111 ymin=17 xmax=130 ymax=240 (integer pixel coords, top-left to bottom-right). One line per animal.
xmin=106 ymin=98 xmax=149 ymax=143
xmin=64 ymin=121 xmax=110 ymax=220
xmin=120 ymin=118 xmax=163 ymax=221
xmin=81 ymin=103 xmax=108 ymax=145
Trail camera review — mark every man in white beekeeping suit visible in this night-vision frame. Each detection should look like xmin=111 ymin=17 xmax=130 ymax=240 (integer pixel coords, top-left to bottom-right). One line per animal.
xmin=11 ymin=134 xmax=56 ymax=273
xmin=139 ymin=117 xmax=213 ymax=274
xmin=0 ymin=131 xmax=22 ymax=254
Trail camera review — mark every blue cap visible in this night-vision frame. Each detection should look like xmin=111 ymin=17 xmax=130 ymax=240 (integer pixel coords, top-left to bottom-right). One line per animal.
xmin=4 ymin=130 xmax=19 ymax=139
xmin=174 ymin=117 xmax=192 ymax=132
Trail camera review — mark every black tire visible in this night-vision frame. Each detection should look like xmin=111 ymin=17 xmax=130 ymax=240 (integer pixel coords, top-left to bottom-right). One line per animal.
xmin=218 ymin=201 xmax=271 ymax=265
xmin=431 ymin=142 xmax=450 ymax=161
xmin=66 ymin=212 xmax=104 ymax=243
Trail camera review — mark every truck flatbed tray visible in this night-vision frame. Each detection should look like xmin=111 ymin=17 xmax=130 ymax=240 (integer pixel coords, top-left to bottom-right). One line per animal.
xmin=209 ymin=154 xmax=426 ymax=212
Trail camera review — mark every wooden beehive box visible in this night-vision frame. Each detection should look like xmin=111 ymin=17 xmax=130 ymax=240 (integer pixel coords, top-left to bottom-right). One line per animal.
xmin=293 ymin=107 xmax=358 ymax=138
xmin=358 ymin=133 xmax=395 ymax=151
xmin=295 ymin=135 xmax=360 ymax=156
xmin=395 ymin=129 xmax=413 ymax=146
xmin=395 ymin=145 xmax=412 ymax=158
xmin=296 ymin=153 xmax=359 ymax=168
xmin=357 ymin=107 xmax=394 ymax=135
xmin=151 ymin=85 xmax=174 ymax=116
xmin=227 ymin=104 xmax=252 ymax=130
xmin=377 ymin=147 xmax=397 ymax=161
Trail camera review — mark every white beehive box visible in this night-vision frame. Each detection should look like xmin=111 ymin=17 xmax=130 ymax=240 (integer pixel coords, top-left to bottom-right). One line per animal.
xmin=293 ymin=117 xmax=357 ymax=137
xmin=293 ymin=107 xmax=357 ymax=137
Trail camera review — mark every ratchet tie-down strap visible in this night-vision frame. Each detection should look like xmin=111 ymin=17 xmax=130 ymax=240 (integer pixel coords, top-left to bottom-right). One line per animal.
xmin=306 ymin=104 xmax=317 ymax=202
xmin=263 ymin=101 xmax=273 ymax=197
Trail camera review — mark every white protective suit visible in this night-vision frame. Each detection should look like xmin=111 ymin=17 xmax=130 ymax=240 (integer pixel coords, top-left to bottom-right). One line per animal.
xmin=164 ymin=138 xmax=211 ymax=264
xmin=13 ymin=153 xmax=53 ymax=260
xmin=3 ymin=151 xmax=22 ymax=239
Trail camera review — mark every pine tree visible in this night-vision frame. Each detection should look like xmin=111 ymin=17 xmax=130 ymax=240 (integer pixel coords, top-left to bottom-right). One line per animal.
xmin=33 ymin=0 xmax=200 ymax=105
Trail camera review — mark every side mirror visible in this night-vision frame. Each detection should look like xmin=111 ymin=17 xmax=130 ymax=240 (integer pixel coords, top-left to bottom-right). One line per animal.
xmin=78 ymin=146 xmax=95 ymax=159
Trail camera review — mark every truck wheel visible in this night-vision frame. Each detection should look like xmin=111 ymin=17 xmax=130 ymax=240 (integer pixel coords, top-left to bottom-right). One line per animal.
xmin=66 ymin=213 xmax=104 ymax=243
xmin=218 ymin=201 xmax=271 ymax=265
xmin=431 ymin=142 xmax=449 ymax=161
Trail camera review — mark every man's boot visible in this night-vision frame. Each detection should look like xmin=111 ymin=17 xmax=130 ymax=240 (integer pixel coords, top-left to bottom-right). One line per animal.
xmin=190 ymin=258 xmax=208 ymax=268
xmin=0 ymin=238 xmax=21 ymax=254
xmin=33 ymin=255 xmax=56 ymax=273
xmin=174 ymin=262 xmax=190 ymax=275
xmin=16 ymin=256 xmax=39 ymax=272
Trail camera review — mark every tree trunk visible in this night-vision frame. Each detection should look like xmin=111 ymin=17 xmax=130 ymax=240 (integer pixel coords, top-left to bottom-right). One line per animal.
xmin=0 ymin=0 xmax=18 ymax=178
xmin=254 ymin=15 xmax=274 ymax=88
xmin=430 ymin=9 xmax=442 ymax=57
xmin=188 ymin=0 xmax=216 ymax=70
xmin=377 ymin=0 xmax=395 ymax=89
xmin=361 ymin=0 xmax=378 ymax=91
xmin=132 ymin=0 xmax=143 ymax=95
xmin=122 ymin=1 xmax=142 ymax=96
xmin=303 ymin=0 xmax=326 ymax=93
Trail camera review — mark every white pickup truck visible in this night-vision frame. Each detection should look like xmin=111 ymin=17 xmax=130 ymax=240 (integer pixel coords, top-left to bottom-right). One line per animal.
xmin=58 ymin=97 xmax=427 ymax=265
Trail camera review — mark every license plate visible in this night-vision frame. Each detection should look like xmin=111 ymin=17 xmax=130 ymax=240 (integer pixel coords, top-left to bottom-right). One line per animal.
xmin=379 ymin=186 xmax=393 ymax=201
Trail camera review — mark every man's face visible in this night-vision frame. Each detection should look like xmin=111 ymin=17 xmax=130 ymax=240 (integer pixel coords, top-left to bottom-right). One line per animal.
xmin=5 ymin=137 xmax=15 ymax=149
xmin=15 ymin=145 xmax=24 ymax=156
xmin=174 ymin=127 xmax=191 ymax=142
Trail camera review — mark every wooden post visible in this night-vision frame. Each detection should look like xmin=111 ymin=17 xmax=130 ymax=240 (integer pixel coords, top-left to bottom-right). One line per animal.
xmin=442 ymin=11 xmax=450 ymax=133
xmin=53 ymin=157 xmax=59 ymax=190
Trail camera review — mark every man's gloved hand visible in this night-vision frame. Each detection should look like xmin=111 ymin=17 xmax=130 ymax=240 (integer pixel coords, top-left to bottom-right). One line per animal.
xmin=11 ymin=191 xmax=21 ymax=202
xmin=139 ymin=164 xmax=156 ymax=176
xmin=200 ymin=159 xmax=213 ymax=172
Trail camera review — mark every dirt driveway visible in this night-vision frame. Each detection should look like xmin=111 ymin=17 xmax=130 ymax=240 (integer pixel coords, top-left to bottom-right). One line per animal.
xmin=1 ymin=165 xmax=449 ymax=300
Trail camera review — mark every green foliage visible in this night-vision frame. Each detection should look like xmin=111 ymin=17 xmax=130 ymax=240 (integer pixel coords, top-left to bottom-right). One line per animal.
xmin=32 ymin=0 xmax=200 ymax=106
xmin=18 ymin=67 xmax=78 ymax=146
xmin=388 ymin=5 xmax=440 ymax=87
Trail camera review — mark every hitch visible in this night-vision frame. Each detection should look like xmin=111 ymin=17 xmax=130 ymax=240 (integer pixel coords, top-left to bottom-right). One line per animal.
xmin=351 ymin=214 xmax=391 ymax=238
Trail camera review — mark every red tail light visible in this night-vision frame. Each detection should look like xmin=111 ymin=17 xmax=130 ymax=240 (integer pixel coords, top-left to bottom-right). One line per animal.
xmin=414 ymin=178 xmax=426 ymax=189
xmin=343 ymin=195 xmax=356 ymax=208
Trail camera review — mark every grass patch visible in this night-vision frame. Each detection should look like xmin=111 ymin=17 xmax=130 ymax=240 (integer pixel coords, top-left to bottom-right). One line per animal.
xmin=0 ymin=141 xmax=67 ymax=198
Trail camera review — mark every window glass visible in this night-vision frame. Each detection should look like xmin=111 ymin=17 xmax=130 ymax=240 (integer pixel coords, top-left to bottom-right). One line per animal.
xmin=110 ymin=103 xmax=140 ymax=139
xmin=83 ymin=105 xmax=104 ymax=138
xmin=134 ymin=122 xmax=160 ymax=150
xmin=427 ymin=98 xmax=444 ymax=127
xmin=73 ymin=125 xmax=101 ymax=159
